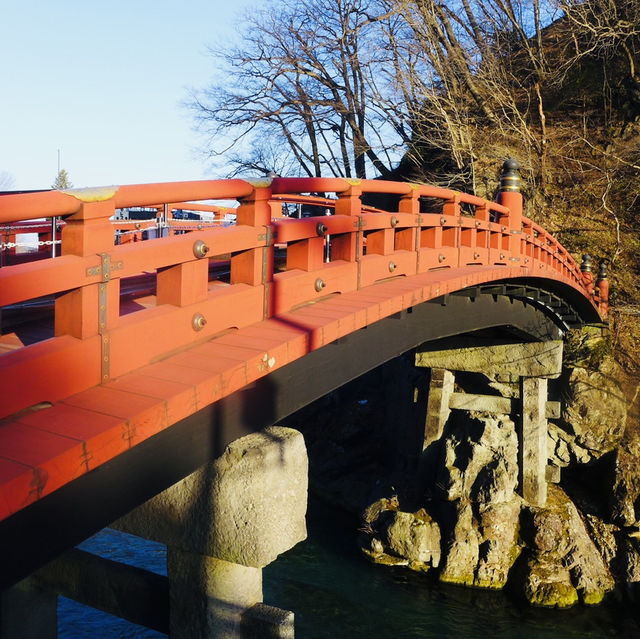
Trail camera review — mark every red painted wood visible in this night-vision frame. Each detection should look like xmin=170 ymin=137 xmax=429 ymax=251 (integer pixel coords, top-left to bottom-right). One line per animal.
xmin=0 ymin=175 xmax=603 ymax=523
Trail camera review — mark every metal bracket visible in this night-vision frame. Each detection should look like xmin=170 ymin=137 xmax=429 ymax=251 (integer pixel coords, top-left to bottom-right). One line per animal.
xmin=86 ymin=254 xmax=123 ymax=280
xmin=99 ymin=282 xmax=110 ymax=383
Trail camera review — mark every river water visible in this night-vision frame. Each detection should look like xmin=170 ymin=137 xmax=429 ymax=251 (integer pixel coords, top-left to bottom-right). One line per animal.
xmin=58 ymin=496 xmax=640 ymax=638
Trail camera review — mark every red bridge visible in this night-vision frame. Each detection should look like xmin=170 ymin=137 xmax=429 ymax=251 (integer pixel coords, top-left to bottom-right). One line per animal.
xmin=0 ymin=166 xmax=607 ymax=597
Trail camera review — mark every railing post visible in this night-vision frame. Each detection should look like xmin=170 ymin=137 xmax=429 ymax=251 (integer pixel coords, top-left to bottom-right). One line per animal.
xmin=580 ymin=254 xmax=594 ymax=296
xmin=596 ymin=262 xmax=609 ymax=318
xmin=231 ymin=182 xmax=274 ymax=318
xmin=496 ymin=159 xmax=523 ymax=259
xmin=332 ymin=180 xmax=362 ymax=263
xmin=55 ymin=198 xmax=119 ymax=341
xmin=397 ymin=189 xmax=420 ymax=269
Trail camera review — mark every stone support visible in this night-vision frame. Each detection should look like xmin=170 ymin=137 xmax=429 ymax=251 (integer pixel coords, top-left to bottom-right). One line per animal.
xmin=416 ymin=339 xmax=563 ymax=381
xmin=416 ymin=340 xmax=561 ymax=507
xmin=112 ymin=425 xmax=308 ymax=638
xmin=520 ymin=377 xmax=549 ymax=506
xmin=167 ymin=550 xmax=262 ymax=639
xmin=423 ymin=368 xmax=454 ymax=449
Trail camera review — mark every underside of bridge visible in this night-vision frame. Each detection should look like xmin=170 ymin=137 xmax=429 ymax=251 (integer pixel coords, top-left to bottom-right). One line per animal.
xmin=0 ymin=285 xmax=583 ymax=590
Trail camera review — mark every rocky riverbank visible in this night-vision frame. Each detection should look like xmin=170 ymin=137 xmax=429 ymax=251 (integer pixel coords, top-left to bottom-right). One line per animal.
xmin=285 ymin=324 xmax=640 ymax=608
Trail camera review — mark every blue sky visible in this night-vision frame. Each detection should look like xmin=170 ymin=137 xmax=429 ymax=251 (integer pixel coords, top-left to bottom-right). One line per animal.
xmin=1 ymin=0 xmax=255 ymax=190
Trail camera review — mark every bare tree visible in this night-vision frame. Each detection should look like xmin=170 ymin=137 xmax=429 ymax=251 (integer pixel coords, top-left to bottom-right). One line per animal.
xmin=191 ymin=0 xmax=402 ymax=179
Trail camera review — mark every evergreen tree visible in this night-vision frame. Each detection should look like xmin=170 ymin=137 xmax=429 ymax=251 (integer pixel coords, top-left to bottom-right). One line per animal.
xmin=52 ymin=169 xmax=72 ymax=190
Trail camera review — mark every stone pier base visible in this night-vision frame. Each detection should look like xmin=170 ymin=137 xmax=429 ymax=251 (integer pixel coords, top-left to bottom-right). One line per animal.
xmin=416 ymin=340 xmax=563 ymax=507
xmin=114 ymin=425 xmax=308 ymax=638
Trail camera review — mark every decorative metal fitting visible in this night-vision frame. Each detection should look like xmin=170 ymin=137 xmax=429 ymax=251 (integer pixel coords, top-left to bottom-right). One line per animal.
xmin=500 ymin=253 xmax=505 ymax=260
xmin=193 ymin=240 xmax=210 ymax=259
xmin=580 ymin=254 xmax=592 ymax=272
xmin=390 ymin=216 xmax=398 ymax=227
xmin=438 ymin=254 xmax=445 ymax=263
xmin=315 ymin=278 xmax=326 ymax=292
xmin=475 ymin=220 xmax=480 ymax=227
xmin=389 ymin=261 xmax=396 ymax=272
xmin=440 ymin=217 xmax=447 ymax=225
xmin=473 ymin=252 xmax=480 ymax=259
xmin=597 ymin=262 xmax=608 ymax=280
xmin=192 ymin=313 xmax=207 ymax=331
xmin=499 ymin=158 xmax=521 ymax=193
xmin=135 ymin=222 xmax=141 ymax=230
xmin=501 ymin=225 xmax=507 ymax=232
xmin=525 ymin=258 xmax=529 ymax=263
xmin=316 ymin=222 xmax=327 ymax=236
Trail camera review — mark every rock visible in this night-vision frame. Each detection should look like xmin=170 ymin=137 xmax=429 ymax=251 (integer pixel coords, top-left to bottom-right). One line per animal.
xmin=439 ymin=501 xmax=479 ymax=585
xmin=475 ymin=501 xmax=522 ymax=588
xmin=523 ymin=560 xmax=579 ymax=608
xmin=436 ymin=412 xmax=522 ymax=589
xmin=519 ymin=485 xmax=615 ymax=606
xmin=608 ymin=444 xmax=640 ymax=527
xmin=584 ymin=514 xmax=618 ymax=564
xmin=613 ymin=535 xmax=640 ymax=583
xmin=360 ymin=501 xmax=441 ymax=572
xmin=384 ymin=510 xmax=441 ymax=568
xmin=561 ymin=366 xmax=626 ymax=459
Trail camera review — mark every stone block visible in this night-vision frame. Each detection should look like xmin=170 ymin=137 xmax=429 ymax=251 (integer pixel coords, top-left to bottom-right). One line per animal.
xmin=521 ymin=377 xmax=548 ymax=506
xmin=114 ymin=426 xmax=308 ymax=568
xmin=423 ymin=368 xmax=454 ymax=448
xmin=416 ymin=340 xmax=563 ymax=379
xmin=241 ymin=603 xmax=295 ymax=639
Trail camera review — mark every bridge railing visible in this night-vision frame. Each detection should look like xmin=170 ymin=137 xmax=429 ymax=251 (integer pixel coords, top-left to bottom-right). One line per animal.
xmin=0 ymin=176 xmax=604 ymax=419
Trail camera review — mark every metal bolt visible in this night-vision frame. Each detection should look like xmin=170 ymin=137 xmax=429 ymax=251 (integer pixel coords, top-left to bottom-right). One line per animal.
xmin=390 ymin=216 xmax=398 ymax=227
xmin=438 ymin=254 xmax=445 ymax=263
xmin=389 ymin=261 xmax=396 ymax=272
xmin=315 ymin=278 xmax=326 ymax=292
xmin=475 ymin=220 xmax=480 ymax=227
xmin=501 ymin=225 xmax=507 ymax=232
xmin=473 ymin=252 xmax=480 ymax=259
xmin=500 ymin=253 xmax=505 ymax=260
xmin=193 ymin=240 xmax=210 ymax=259
xmin=316 ymin=222 xmax=327 ymax=236
xmin=440 ymin=217 xmax=446 ymax=225
xmin=192 ymin=313 xmax=207 ymax=331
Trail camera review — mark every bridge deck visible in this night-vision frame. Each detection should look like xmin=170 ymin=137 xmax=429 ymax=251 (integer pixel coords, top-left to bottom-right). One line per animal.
xmin=0 ymin=263 xmax=583 ymax=522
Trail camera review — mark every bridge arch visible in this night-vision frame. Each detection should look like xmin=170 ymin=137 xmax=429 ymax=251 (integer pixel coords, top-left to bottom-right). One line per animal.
xmin=0 ymin=167 xmax=606 ymax=588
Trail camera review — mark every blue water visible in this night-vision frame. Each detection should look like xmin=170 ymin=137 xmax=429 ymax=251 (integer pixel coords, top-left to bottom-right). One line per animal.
xmin=59 ymin=498 xmax=640 ymax=638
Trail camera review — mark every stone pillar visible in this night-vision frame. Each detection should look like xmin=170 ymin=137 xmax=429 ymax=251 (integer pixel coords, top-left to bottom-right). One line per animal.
xmin=113 ymin=426 xmax=308 ymax=638
xmin=520 ymin=377 xmax=549 ymax=506
xmin=0 ymin=578 xmax=57 ymax=639
xmin=423 ymin=368 xmax=454 ymax=449
xmin=167 ymin=551 xmax=262 ymax=639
